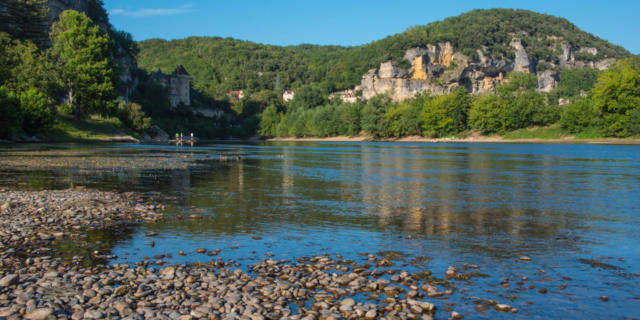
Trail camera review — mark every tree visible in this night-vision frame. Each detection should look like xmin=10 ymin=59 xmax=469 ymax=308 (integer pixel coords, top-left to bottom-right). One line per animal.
xmin=287 ymin=84 xmax=328 ymax=110
xmin=3 ymin=39 xmax=57 ymax=98
xmin=0 ymin=33 xmax=13 ymax=85
xmin=554 ymin=68 xmax=600 ymax=98
xmin=559 ymin=97 xmax=600 ymax=133
xmin=361 ymin=95 xmax=392 ymax=137
xmin=421 ymin=87 xmax=471 ymax=137
xmin=338 ymin=102 xmax=362 ymax=136
xmin=258 ymin=104 xmax=281 ymax=137
xmin=592 ymin=58 xmax=640 ymax=137
xmin=50 ymin=10 xmax=117 ymax=120
xmin=469 ymin=93 xmax=504 ymax=134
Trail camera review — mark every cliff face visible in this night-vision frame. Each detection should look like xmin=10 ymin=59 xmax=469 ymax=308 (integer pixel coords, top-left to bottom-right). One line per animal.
xmin=0 ymin=0 xmax=88 ymax=48
xmin=348 ymin=39 xmax=616 ymax=102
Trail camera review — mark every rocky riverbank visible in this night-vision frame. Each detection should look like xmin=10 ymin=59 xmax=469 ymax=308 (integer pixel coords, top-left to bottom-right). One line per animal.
xmin=0 ymin=188 xmax=523 ymax=320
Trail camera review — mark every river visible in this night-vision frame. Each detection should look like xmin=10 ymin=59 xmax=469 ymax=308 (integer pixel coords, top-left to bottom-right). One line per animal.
xmin=0 ymin=141 xmax=638 ymax=319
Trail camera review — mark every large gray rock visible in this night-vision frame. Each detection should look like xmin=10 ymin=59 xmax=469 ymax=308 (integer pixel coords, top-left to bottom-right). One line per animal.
xmin=404 ymin=47 xmax=429 ymax=62
xmin=538 ymin=71 xmax=558 ymax=92
xmin=143 ymin=125 xmax=169 ymax=143
xmin=24 ymin=308 xmax=53 ymax=320
xmin=0 ymin=274 xmax=18 ymax=287
xmin=378 ymin=62 xmax=408 ymax=79
xmin=559 ymin=43 xmax=575 ymax=69
xmin=510 ymin=40 xmax=532 ymax=73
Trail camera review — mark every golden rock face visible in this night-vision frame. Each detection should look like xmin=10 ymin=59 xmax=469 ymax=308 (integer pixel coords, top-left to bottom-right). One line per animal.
xmin=411 ymin=56 xmax=428 ymax=80
xmin=428 ymin=43 xmax=454 ymax=67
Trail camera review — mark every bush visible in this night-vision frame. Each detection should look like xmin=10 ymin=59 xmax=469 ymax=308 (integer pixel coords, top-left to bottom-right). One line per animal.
xmin=19 ymin=88 xmax=54 ymax=134
xmin=469 ymin=93 xmax=504 ymax=134
xmin=0 ymin=87 xmax=23 ymax=138
xmin=559 ymin=97 xmax=600 ymax=133
xmin=117 ymin=101 xmax=151 ymax=131
xmin=421 ymin=87 xmax=470 ymax=137
xmin=387 ymin=99 xmax=424 ymax=137
xmin=625 ymin=108 xmax=640 ymax=136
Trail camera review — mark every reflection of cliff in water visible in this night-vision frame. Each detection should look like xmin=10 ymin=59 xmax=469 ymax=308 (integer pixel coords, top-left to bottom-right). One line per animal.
xmin=147 ymin=149 xmax=596 ymax=256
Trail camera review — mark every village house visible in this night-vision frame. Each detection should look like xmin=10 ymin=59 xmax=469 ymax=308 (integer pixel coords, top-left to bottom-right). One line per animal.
xmin=282 ymin=90 xmax=296 ymax=103
xmin=329 ymin=89 xmax=359 ymax=103
xmin=227 ymin=90 xmax=245 ymax=100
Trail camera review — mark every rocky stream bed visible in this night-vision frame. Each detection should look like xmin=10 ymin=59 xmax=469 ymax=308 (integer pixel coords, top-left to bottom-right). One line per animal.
xmin=0 ymin=188 xmax=613 ymax=320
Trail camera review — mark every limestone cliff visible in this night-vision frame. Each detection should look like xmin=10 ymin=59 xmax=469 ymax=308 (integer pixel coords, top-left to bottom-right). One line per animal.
xmin=348 ymin=38 xmax=617 ymax=102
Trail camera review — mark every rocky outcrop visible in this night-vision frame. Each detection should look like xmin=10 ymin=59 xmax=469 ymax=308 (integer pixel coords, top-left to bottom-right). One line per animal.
xmin=379 ymin=62 xmax=408 ymax=79
xmin=537 ymin=71 xmax=558 ymax=92
xmin=510 ymin=40 xmax=533 ymax=73
xmin=329 ymin=89 xmax=359 ymax=103
xmin=142 ymin=125 xmax=169 ymax=144
xmin=345 ymin=39 xmax=617 ymax=102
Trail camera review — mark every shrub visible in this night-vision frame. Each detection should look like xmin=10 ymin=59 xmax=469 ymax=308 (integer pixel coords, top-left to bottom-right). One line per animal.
xmin=117 ymin=101 xmax=151 ymax=131
xmin=421 ymin=87 xmax=470 ymax=137
xmin=0 ymin=87 xmax=23 ymax=138
xmin=559 ymin=97 xmax=600 ymax=133
xmin=19 ymin=88 xmax=54 ymax=134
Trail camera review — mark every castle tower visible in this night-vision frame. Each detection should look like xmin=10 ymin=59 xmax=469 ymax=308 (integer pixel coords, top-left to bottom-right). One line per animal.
xmin=169 ymin=65 xmax=191 ymax=107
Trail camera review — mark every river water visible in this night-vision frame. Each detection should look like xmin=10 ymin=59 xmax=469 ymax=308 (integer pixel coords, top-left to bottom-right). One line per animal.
xmin=1 ymin=142 xmax=639 ymax=319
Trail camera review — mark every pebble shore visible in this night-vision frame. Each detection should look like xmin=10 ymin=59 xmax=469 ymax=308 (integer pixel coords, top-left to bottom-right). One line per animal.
xmin=1 ymin=188 xmax=518 ymax=320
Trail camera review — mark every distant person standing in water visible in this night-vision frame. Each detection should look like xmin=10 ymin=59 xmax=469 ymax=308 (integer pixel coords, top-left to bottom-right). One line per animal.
xmin=190 ymin=132 xmax=194 ymax=141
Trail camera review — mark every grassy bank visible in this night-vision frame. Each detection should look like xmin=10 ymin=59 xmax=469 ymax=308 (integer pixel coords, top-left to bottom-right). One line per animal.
xmin=40 ymin=114 xmax=139 ymax=143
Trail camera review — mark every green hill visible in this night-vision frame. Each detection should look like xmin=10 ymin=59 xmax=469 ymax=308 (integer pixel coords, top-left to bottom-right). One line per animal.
xmin=136 ymin=9 xmax=631 ymax=99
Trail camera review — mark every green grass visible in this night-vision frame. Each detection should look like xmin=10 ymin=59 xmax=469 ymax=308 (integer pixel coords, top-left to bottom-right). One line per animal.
xmin=501 ymin=124 xmax=640 ymax=141
xmin=571 ymin=127 xmax=606 ymax=139
xmin=502 ymin=124 xmax=566 ymax=140
xmin=41 ymin=114 xmax=139 ymax=142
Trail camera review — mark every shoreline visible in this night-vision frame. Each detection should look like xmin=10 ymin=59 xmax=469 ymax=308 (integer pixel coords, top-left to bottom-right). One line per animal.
xmin=268 ymin=135 xmax=640 ymax=145
xmin=0 ymin=188 xmax=533 ymax=319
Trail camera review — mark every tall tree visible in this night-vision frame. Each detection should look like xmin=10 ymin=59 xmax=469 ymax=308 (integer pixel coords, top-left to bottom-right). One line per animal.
xmin=592 ymin=58 xmax=640 ymax=137
xmin=50 ymin=10 xmax=117 ymax=119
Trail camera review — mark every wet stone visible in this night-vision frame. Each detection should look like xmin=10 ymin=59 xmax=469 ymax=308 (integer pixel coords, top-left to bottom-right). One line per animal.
xmin=0 ymin=274 xmax=18 ymax=287
xmin=24 ymin=308 xmax=53 ymax=320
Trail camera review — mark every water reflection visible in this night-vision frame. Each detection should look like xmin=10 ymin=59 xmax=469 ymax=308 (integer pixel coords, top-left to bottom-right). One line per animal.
xmin=1 ymin=142 xmax=639 ymax=317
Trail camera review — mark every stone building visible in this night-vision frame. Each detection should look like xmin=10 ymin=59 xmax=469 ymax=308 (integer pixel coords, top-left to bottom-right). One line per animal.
xmin=150 ymin=65 xmax=192 ymax=108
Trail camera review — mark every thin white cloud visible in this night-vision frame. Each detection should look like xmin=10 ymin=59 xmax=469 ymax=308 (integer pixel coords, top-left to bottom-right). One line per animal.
xmin=109 ymin=5 xmax=195 ymax=18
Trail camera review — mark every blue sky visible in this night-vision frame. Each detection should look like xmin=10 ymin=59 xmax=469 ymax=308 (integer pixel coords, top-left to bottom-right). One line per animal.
xmin=105 ymin=0 xmax=640 ymax=54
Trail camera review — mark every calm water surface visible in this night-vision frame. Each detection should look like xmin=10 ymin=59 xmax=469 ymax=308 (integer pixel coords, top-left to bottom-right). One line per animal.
xmin=1 ymin=142 xmax=639 ymax=319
